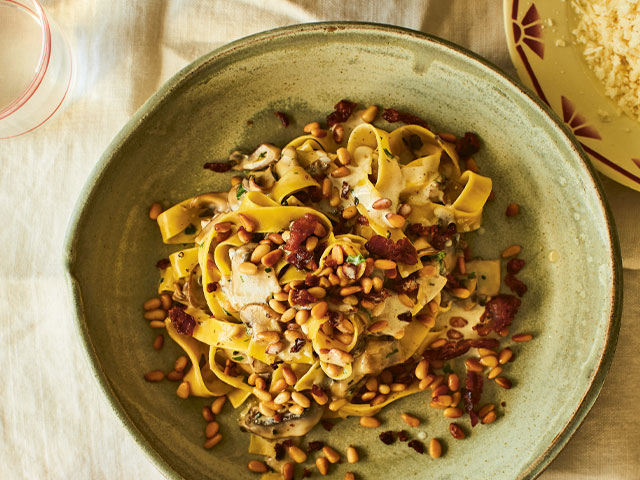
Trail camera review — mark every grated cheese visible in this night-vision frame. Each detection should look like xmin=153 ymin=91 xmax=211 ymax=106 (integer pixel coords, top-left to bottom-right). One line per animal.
xmin=571 ymin=0 xmax=640 ymax=121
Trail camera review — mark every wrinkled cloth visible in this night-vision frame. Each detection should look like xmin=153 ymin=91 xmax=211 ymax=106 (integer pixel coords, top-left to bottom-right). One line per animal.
xmin=1 ymin=1 xmax=638 ymax=478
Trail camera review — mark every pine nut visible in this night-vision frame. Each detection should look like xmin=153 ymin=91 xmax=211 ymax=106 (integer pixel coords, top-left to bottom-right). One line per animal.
xmin=391 ymin=383 xmax=406 ymax=392
xmin=372 ymin=276 xmax=384 ymax=291
xmin=265 ymin=341 xmax=284 ymax=354
xmin=337 ymin=148 xmax=351 ymax=166
xmin=486 ymin=366 xmax=501 ymax=379
xmin=398 ymin=293 xmax=414 ymax=308
xmin=385 ymin=213 xmax=406 ymax=229
xmin=311 ymin=386 xmax=328 ymax=405
xmin=236 ymin=227 xmax=252 ymax=244
xmin=478 ymin=404 xmax=495 ymax=418
xmin=248 ymin=460 xmax=268 ymax=473
xmin=289 ymin=404 xmax=304 ymax=415
xmin=448 ymin=373 xmax=460 ymax=392
xmin=214 ymin=221 xmax=232 ymax=233
xmin=148 ymin=320 xmax=165 ymax=328
xmin=159 ymin=294 xmax=172 ymax=310
xmin=311 ymin=127 xmax=326 ymax=138
xmin=144 ymin=309 xmax=166 ymax=320
xmin=452 ymin=288 xmax=471 ymax=299
xmin=166 ymin=370 xmax=184 ymax=382
xmin=512 ymin=333 xmax=533 ymax=342
xmin=328 ymin=398 xmax=348 ymax=411
xmin=308 ymin=286 xmax=326 ymax=299
xmin=261 ymin=249 xmax=283 ymax=267
xmin=321 ymin=177 xmax=332 ymax=198
xmin=401 ymin=413 xmax=420 ymax=427
xmin=205 ymin=421 xmax=219 ymax=438
xmin=377 ymin=383 xmax=390 ymax=395
xmin=443 ymin=407 xmax=463 ymax=418
xmin=255 ymin=377 xmax=267 ymax=390
xmin=333 ymin=124 xmax=344 ymax=143
xmin=281 ymin=365 xmax=297 ymax=386
xmin=176 ymin=381 xmax=190 ymax=398
xmin=253 ymin=386 xmax=272 ymax=402
xmin=325 ymin=363 xmax=343 ymax=377
xmin=494 ymin=377 xmax=512 ymax=389
xmin=268 ymin=299 xmax=287 ymax=314
xmin=429 ymin=438 xmax=442 ymax=458
xmin=506 ymin=202 xmax=520 ymax=217
xmin=331 ymin=166 xmax=351 ymax=178
xmin=465 ymin=358 xmax=484 ymax=372
xmin=259 ymin=401 xmax=276 ymax=417
xmin=380 ymin=370 xmax=393 ymax=384
xmin=271 ymin=378 xmax=287 ymax=393
xmin=295 ymin=309 xmax=310 ymax=325
xmin=480 ymin=355 xmax=498 ymax=367
xmin=342 ymin=205 xmax=358 ymax=219
xmin=398 ymin=203 xmax=412 ymax=217
xmin=501 ymin=244 xmax=522 ymax=258
xmin=322 ymin=445 xmax=340 ymax=463
xmin=250 ymin=243 xmax=271 ymax=263
xmin=372 ymin=197 xmax=392 ymax=209
xmin=282 ymin=462 xmax=294 ymax=480
xmin=361 ymin=391 xmax=376 ymax=402
xmin=211 ymin=396 xmax=226 ymax=414
xmin=289 ymin=445 xmax=307 ymax=463
xmin=361 ymin=105 xmax=378 ymax=123
xmin=311 ymin=301 xmax=328 ymax=319
xmin=414 ymin=359 xmax=428 ymax=380
xmin=238 ymin=262 xmax=258 ymax=275
xmin=439 ymin=132 xmax=457 ymax=143
xmin=304 ymin=121 xmax=320 ymax=133
xmin=346 ymin=445 xmax=359 ymax=464
xmin=291 ymin=391 xmax=310 ymax=408
xmin=360 ymin=416 xmax=380 ymax=428
xmin=284 ymin=329 xmax=304 ymax=343
xmin=373 ymin=259 xmax=396 ymax=270
xmin=202 ymin=406 xmax=214 ymax=422
xmin=481 ymin=410 xmax=497 ymax=424
xmin=316 ymin=457 xmax=329 ymax=475
xmin=449 ymin=423 xmax=466 ymax=440
xmin=144 ymin=370 xmax=164 ymax=382
xmin=368 ymin=320 xmax=388 ymax=333
xmin=152 ymin=334 xmax=164 ymax=350
xmin=149 ymin=202 xmax=163 ymax=220
xmin=174 ymin=356 xmax=188 ymax=372
xmin=143 ymin=297 xmax=162 ymax=311
xmin=499 ymin=347 xmax=513 ymax=364
xmin=345 ymin=473 xmax=355 ymax=480
xmin=203 ymin=433 xmax=222 ymax=449
xmin=281 ymin=308 xmax=297 ymax=324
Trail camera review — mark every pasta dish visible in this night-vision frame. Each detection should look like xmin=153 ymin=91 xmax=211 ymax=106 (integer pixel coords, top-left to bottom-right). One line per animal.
xmin=144 ymin=101 xmax=528 ymax=476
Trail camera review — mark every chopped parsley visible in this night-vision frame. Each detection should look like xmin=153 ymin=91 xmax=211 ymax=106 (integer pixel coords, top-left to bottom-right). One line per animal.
xmin=481 ymin=274 xmax=487 ymax=280
xmin=467 ymin=272 xmax=477 ymax=279
xmin=222 ymin=308 xmax=231 ymax=316
xmin=236 ymin=185 xmax=247 ymax=200
xmin=257 ymin=151 xmax=267 ymax=160
xmin=354 ymin=196 xmax=360 ymax=206
xmin=442 ymin=363 xmax=453 ymax=374
xmin=383 ymin=147 xmax=395 ymax=158
xmin=264 ymin=267 xmax=272 ymax=273
xmin=232 ymin=355 xmax=244 ymax=361
xmin=385 ymin=348 xmax=399 ymax=358
xmin=184 ymin=223 xmax=196 ymax=235
xmin=346 ymin=253 xmax=366 ymax=265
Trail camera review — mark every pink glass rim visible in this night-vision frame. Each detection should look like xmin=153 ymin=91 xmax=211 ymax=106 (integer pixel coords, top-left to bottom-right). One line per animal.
xmin=0 ymin=0 xmax=51 ymax=120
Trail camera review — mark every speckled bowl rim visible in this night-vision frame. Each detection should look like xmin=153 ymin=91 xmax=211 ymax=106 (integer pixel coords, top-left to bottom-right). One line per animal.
xmin=63 ymin=21 xmax=623 ymax=480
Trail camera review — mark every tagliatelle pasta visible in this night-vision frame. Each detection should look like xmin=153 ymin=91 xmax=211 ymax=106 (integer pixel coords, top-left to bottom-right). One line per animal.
xmin=144 ymin=101 xmax=529 ymax=474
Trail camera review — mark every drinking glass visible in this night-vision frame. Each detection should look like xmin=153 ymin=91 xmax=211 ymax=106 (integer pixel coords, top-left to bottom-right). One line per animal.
xmin=0 ymin=0 xmax=72 ymax=138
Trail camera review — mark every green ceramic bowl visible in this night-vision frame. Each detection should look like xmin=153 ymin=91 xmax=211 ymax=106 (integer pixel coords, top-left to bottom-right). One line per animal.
xmin=64 ymin=22 xmax=622 ymax=480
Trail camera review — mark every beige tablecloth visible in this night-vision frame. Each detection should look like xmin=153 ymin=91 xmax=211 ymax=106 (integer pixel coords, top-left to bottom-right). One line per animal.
xmin=1 ymin=1 xmax=639 ymax=478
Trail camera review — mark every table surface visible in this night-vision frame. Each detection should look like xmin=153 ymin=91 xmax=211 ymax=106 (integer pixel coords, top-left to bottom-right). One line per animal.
xmin=1 ymin=1 xmax=639 ymax=479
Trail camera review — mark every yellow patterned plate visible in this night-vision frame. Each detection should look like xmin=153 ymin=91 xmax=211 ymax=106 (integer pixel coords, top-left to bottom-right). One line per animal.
xmin=503 ymin=0 xmax=640 ymax=191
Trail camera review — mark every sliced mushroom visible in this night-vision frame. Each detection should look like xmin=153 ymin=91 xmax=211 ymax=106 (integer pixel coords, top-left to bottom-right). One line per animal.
xmin=182 ymin=264 xmax=209 ymax=311
xmin=222 ymin=244 xmax=281 ymax=311
xmin=239 ymin=303 xmax=282 ymax=339
xmin=233 ymin=144 xmax=281 ymax=171
xmin=189 ymin=192 xmax=229 ymax=212
xmin=239 ymin=401 xmax=324 ymax=439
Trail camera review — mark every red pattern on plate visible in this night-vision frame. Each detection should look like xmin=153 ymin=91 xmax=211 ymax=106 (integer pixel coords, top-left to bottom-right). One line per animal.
xmin=560 ymin=96 xmax=601 ymax=140
xmin=633 ymin=159 xmax=640 ymax=171
xmin=511 ymin=2 xmax=544 ymax=59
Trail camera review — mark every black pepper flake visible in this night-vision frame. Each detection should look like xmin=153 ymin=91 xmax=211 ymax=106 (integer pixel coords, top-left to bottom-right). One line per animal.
xmin=307 ymin=440 xmax=324 ymax=453
xmin=397 ymin=430 xmax=409 ymax=442
xmin=302 ymin=468 xmax=312 ymax=478
xmin=379 ymin=431 xmax=396 ymax=445
xmin=270 ymin=360 xmax=284 ymax=370
xmin=282 ymin=439 xmax=294 ymax=448
xmin=320 ymin=420 xmax=334 ymax=431
xmin=274 ymin=111 xmax=289 ymax=127
xmin=397 ymin=312 xmax=412 ymax=322
xmin=206 ymin=282 xmax=218 ymax=293
xmin=408 ymin=439 xmax=425 ymax=454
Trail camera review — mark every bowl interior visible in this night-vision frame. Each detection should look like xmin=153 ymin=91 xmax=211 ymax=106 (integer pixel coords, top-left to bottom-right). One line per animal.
xmin=65 ymin=24 xmax=620 ymax=480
